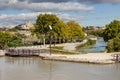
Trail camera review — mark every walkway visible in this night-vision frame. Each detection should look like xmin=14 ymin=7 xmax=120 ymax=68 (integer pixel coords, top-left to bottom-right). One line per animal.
xmin=63 ymin=39 xmax=87 ymax=51
xmin=39 ymin=53 xmax=115 ymax=64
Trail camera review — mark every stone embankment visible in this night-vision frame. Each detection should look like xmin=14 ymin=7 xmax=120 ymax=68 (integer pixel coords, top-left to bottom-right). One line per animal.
xmin=0 ymin=50 xmax=5 ymax=57
xmin=39 ymin=53 xmax=115 ymax=64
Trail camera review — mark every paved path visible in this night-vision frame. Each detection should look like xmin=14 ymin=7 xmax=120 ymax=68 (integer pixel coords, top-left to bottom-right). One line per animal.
xmin=63 ymin=39 xmax=87 ymax=51
xmin=8 ymin=39 xmax=87 ymax=51
xmin=39 ymin=53 xmax=115 ymax=64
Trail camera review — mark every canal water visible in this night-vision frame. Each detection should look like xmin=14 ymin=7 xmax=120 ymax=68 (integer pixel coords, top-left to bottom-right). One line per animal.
xmin=78 ymin=38 xmax=107 ymax=53
xmin=0 ymin=57 xmax=120 ymax=80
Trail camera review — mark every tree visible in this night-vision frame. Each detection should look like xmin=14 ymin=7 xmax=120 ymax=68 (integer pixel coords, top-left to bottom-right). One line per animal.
xmin=86 ymin=29 xmax=104 ymax=37
xmin=107 ymin=39 xmax=114 ymax=52
xmin=107 ymin=37 xmax=120 ymax=52
xmin=103 ymin=20 xmax=120 ymax=52
xmin=103 ymin=20 xmax=120 ymax=41
xmin=0 ymin=31 xmax=12 ymax=49
xmin=53 ymin=21 xmax=70 ymax=43
xmin=113 ymin=37 xmax=120 ymax=52
xmin=0 ymin=31 xmax=26 ymax=49
xmin=35 ymin=14 xmax=59 ymax=35
xmin=7 ymin=33 xmax=26 ymax=47
xmin=31 ymin=14 xmax=85 ymax=45
xmin=66 ymin=21 xmax=84 ymax=42
xmin=31 ymin=14 xmax=60 ymax=45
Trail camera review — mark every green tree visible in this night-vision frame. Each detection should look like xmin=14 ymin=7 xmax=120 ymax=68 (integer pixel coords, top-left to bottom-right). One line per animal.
xmin=107 ymin=37 xmax=120 ymax=52
xmin=103 ymin=20 xmax=120 ymax=41
xmin=7 ymin=33 xmax=26 ymax=47
xmin=87 ymin=29 xmax=104 ymax=37
xmin=103 ymin=20 xmax=120 ymax=52
xmin=31 ymin=14 xmax=60 ymax=45
xmin=35 ymin=14 xmax=59 ymax=35
xmin=107 ymin=39 xmax=114 ymax=52
xmin=113 ymin=37 xmax=120 ymax=52
xmin=53 ymin=21 xmax=70 ymax=43
xmin=66 ymin=21 xmax=84 ymax=42
xmin=0 ymin=31 xmax=26 ymax=49
xmin=31 ymin=14 xmax=85 ymax=45
xmin=0 ymin=31 xmax=12 ymax=49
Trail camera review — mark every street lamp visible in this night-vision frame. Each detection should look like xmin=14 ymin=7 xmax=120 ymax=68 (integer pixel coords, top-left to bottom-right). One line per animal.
xmin=49 ymin=25 xmax=52 ymax=55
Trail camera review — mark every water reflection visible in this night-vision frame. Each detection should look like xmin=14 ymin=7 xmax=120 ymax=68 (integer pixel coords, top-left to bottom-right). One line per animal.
xmin=0 ymin=57 xmax=120 ymax=80
xmin=5 ymin=57 xmax=38 ymax=65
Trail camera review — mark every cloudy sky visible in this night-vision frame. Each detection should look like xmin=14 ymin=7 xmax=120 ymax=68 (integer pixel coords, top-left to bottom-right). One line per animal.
xmin=0 ymin=0 xmax=120 ymax=27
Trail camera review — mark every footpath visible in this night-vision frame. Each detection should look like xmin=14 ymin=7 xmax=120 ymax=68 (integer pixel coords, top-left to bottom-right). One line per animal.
xmin=63 ymin=39 xmax=87 ymax=51
xmin=39 ymin=53 xmax=115 ymax=64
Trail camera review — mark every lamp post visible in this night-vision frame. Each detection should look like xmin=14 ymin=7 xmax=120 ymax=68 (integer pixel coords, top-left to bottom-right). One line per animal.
xmin=49 ymin=25 xmax=52 ymax=55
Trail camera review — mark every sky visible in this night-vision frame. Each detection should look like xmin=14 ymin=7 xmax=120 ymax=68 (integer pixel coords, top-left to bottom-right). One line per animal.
xmin=0 ymin=0 xmax=120 ymax=27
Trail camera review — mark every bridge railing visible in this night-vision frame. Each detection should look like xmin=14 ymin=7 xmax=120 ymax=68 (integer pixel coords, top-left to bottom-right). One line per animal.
xmin=5 ymin=48 xmax=49 ymax=57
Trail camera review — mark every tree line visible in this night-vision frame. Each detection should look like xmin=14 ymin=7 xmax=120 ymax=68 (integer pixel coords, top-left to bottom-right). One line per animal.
xmin=31 ymin=14 xmax=85 ymax=45
xmin=103 ymin=20 xmax=120 ymax=52
xmin=0 ymin=31 xmax=25 ymax=49
xmin=0 ymin=14 xmax=85 ymax=49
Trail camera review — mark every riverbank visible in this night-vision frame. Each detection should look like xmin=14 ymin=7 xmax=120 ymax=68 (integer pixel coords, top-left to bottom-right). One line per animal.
xmin=39 ymin=53 xmax=115 ymax=64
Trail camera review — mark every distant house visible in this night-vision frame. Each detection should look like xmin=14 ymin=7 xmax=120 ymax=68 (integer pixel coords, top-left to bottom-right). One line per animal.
xmin=20 ymin=21 xmax=33 ymax=30
xmin=7 ymin=21 xmax=33 ymax=36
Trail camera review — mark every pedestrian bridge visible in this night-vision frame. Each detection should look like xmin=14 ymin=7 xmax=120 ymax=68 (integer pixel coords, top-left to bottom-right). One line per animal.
xmin=5 ymin=47 xmax=49 ymax=57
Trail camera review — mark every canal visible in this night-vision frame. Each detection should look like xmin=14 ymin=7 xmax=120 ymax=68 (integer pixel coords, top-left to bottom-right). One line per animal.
xmin=78 ymin=38 xmax=107 ymax=53
xmin=0 ymin=57 xmax=120 ymax=80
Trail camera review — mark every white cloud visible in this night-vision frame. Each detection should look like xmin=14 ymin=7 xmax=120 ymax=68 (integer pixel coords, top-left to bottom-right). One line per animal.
xmin=58 ymin=13 xmax=84 ymax=21
xmin=0 ymin=12 xmax=85 ymax=27
xmin=17 ymin=0 xmax=120 ymax=4
xmin=0 ymin=0 xmax=94 ymax=12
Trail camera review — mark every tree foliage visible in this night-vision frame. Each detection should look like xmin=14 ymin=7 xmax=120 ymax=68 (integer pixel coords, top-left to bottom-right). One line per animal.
xmin=67 ymin=21 xmax=84 ymax=37
xmin=103 ymin=20 xmax=120 ymax=52
xmin=103 ymin=20 xmax=120 ymax=41
xmin=107 ymin=37 xmax=120 ymax=52
xmin=87 ymin=29 xmax=104 ymax=37
xmin=0 ymin=31 xmax=12 ymax=49
xmin=0 ymin=31 xmax=25 ymax=49
xmin=66 ymin=21 xmax=84 ymax=41
xmin=34 ymin=14 xmax=59 ymax=35
xmin=31 ymin=14 xmax=85 ymax=44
